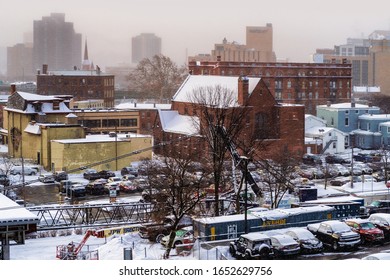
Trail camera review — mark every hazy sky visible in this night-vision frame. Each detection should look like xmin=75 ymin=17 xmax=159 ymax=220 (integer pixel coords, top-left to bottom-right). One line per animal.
xmin=1 ymin=0 xmax=390 ymax=70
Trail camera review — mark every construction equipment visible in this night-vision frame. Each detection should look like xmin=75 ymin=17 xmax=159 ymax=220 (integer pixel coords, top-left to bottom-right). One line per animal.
xmin=215 ymin=125 xmax=262 ymax=196
xmin=56 ymin=225 xmax=140 ymax=260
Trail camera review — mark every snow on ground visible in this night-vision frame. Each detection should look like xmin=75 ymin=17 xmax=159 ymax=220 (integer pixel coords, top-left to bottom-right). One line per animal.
xmin=10 ymin=230 xmax=230 ymax=260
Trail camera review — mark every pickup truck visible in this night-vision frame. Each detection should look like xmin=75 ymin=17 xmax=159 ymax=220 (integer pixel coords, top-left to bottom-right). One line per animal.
xmin=307 ymin=220 xmax=360 ymax=251
xmin=362 ymin=200 xmax=390 ymax=216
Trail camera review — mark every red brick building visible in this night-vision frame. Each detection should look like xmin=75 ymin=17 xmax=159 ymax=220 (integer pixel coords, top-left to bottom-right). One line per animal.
xmin=188 ymin=61 xmax=352 ymax=115
xmin=36 ymin=64 xmax=115 ymax=108
xmin=153 ymin=75 xmax=305 ymax=162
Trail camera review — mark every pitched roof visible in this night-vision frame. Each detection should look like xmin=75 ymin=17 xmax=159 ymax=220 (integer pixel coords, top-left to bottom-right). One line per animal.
xmin=172 ymin=75 xmax=261 ymax=105
xmin=158 ymin=110 xmax=199 ymax=135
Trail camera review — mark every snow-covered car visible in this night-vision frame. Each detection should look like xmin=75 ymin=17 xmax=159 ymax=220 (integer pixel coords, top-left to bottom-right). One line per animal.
xmin=285 ymin=228 xmax=323 ymax=254
xmin=269 ymin=234 xmax=301 ymax=257
xmin=160 ymin=226 xmax=194 ymax=248
xmin=229 ymin=232 xmax=273 ymax=259
xmin=362 ymin=253 xmax=390 ymax=260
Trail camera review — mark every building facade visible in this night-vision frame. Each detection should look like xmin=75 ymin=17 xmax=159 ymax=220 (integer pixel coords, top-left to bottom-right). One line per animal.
xmin=3 ymin=86 xmax=85 ymax=169
xmin=191 ymin=25 xmax=276 ymax=63
xmin=33 ymin=13 xmax=82 ymax=71
xmin=316 ymin=102 xmax=381 ymax=147
xmin=131 ymin=33 xmax=161 ymax=64
xmin=188 ymin=61 xmax=352 ymax=115
xmin=51 ymin=133 xmax=153 ymax=173
xmin=7 ymin=43 xmax=34 ymax=81
xmin=36 ymin=65 xmax=115 ymax=108
xmin=153 ymin=75 xmax=305 ymax=162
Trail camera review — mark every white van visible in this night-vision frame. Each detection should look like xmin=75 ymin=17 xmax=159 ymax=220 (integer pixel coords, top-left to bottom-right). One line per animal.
xmin=10 ymin=166 xmax=37 ymax=176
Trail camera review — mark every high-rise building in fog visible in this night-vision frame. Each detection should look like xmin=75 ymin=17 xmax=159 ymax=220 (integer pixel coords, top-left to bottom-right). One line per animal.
xmin=7 ymin=43 xmax=34 ymax=81
xmin=190 ymin=24 xmax=276 ymax=63
xmin=132 ymin=33 xmax=161 ymax=64
xmin=33 ymin=13 xmax=82 ymax=72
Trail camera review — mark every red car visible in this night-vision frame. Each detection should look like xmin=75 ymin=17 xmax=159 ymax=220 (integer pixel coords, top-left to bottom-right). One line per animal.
xmin=345 ymin=218 xmax=384 ymax=245
xmin=119 ymin=181 xmax=137 ymax=193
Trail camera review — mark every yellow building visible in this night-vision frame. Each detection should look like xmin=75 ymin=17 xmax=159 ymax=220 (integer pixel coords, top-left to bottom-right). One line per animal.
xmin=3 ymin=87 xmax=85 ymax=169
xmin=51 ymin=133 xmax=153 ymax=173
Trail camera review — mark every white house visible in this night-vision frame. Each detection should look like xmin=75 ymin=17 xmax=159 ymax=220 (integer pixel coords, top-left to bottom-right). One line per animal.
xmin=305 ymin=114 xmax=347 ymax=154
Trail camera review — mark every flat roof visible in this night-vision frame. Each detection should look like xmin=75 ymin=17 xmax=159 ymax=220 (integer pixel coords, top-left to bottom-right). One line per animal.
xmin=0 ymin=194 xmax=39 ymax=226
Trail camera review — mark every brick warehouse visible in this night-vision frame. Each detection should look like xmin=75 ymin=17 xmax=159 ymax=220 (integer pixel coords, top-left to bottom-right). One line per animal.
xmin=153 ymin=75 xmax=305 ymax=162
xmin=36 ymin=64 xmax=115 ymax=108
xmin=188 ymin=60 xmax=352 ymax=115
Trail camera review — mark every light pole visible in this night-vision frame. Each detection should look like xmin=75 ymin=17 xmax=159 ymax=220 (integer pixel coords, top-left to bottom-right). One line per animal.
xmin=239 ymin=156 xmax=249 ymax=234
xmin=350 ymin=133 xmax=355 ymax=189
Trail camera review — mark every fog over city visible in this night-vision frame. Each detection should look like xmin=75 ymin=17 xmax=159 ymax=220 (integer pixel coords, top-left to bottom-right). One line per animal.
xmin=1 ymin=0 xmax=390 ymax=70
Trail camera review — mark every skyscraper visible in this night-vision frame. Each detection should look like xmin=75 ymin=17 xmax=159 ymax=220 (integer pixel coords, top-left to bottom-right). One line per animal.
xmin=33 ymin=13 xmax=82 ymax=72
xmin=131 ymin=33 xmax=161 ymax=64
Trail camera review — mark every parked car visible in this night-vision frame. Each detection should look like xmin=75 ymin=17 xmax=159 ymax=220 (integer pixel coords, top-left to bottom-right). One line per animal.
xmin=107 ymin=176 xmax=122 ymax=183
xmin=362 ymin=253 xmax=390 ymax=260
xmin=307 ymin=220 xmax=360 ymax=251
xmin=229 ymin=232 xmax=273 ymax=259
xmin=83 ymin=169 xmax=99 ymax=180
xmin=368 ymin=213 xmax=390 ymax=240
xmin=53 ymin=171 xmax=68 ymax=182
xmin=104 ymin=182 xmax=120 ymax=195
xmin=38 ymin=174 xmax=56 ymax=184
xmin=121 ymin=166 xmax=138 ymax=177
xmin=119 ymin=181 xmax=137 ymax=193
xmin=97 ymin=170 xmax=116 ymax=179
xmin=10 ymin=166 xmax=37 ymax=176
xmin=364 ymin=200 xmax=390 ymax=216
xmin=269 ymin=234 xmax=301 ymax=258
xmin=85 ymin=181 xmax=105 ymax=195
xmin=68 ymin=184 xmax=86 ymax=198
xmin=353 ymin=153 xmax=374 ymax=163
xmin=325 ymin=154 xmax=350 ymax=164
xmin=285 ymin=228 xmax=323 ymax=254
xmin=331 ymin=164 xmax=350 ymax=176
xmin=344 ymin=218 xmax=384 ymax=244
xmin=330 ymin=177 xmax=349 ymax=186
xmin=0 ymin=174 xmax=10 ymax=186
xmin=353 ymin=163 xmax=373 ymax=174
xmin=302 ymin=154 xmax=322 ymax=165
xmin=160 ymin=226 xmax=194 ymax=249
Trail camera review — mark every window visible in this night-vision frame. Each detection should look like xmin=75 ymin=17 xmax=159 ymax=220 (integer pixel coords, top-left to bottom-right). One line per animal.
xmin=345 ymin=110 xmax=349 ymax=115
xmin=120 ymin=118 xmax=138 ymax=127
xmin=331 ymin=117 xmax=334 ymax=126
xmin=345 ymin=117 xmax=349 ymax=126
xmin=355 ymin=110 xmax=359 ymax=114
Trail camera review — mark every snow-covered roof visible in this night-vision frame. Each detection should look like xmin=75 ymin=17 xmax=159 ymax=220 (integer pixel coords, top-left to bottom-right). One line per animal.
xmin=17 ymin=91 xmax=63 ymax=102
xmin=44 ymin=70 xmax=112 ymax=77
xmin=353 ymin=86 xmax=381 ymax=93
xmin=305 ymin=126 xmax=345 ymax=137
xmin=317 ymin=102 xmax=379 ymax=110
xmin=359 ymin=114 xmax=390 ymax=121
xmin=351 ymin=129 xmax=381 ymax=136
xmin=158 ymin=110 xmax=199 ymax=135
xmin=52 ymin=133 xmax=151 ymax=144
xmin=116 ymin=102 xmax=171 ymax=110
xmin=172 ymin=75 xmax=261 ymax=105
xmin=0 ymin=194 xmax=39 ymax=225
xmin=24 ymin=123 xmax=41 ymax=135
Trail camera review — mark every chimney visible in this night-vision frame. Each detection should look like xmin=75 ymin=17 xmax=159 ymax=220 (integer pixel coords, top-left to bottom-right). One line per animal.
xmin=42 ymin=64 xmax=48 ymax=75
xmin=10 ymin=84 xmax=16 ymax=94
xmin=351 ymin=101 xmax=355 ymax=108
xmin=238 ymin=76 xmax=249 ymax=105
xmin=326 ymin=101 xmax=331 ymax=107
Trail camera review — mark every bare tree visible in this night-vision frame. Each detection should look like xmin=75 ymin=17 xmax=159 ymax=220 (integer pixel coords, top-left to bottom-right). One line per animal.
xmin=142 ymin=154 xmax=210 ymax=259
xmin=190 ymin=85 xmax=251 ymax=216
xmin=127 ymin=54 xmax=187 ymax=102
xmin=255 ymin=145 xmax=298 ymax=209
